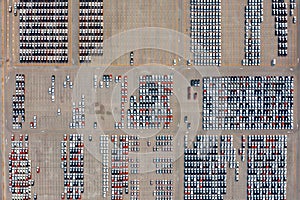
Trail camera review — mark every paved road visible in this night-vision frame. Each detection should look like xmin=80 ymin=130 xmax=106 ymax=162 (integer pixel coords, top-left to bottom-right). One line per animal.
xmin=296 ymin=4 xmax=300 ymax=199
xmin=0 ymin=1 xmax=6 ymax=199
xmin=0 ymin=0 xmax=2 ymax=62
xmin=2 ymin=0 xmax=12 ymax=198
xmin=0 ymin=68 xmax=3 ymax=200
xmin=71 ymin=0 xmax=79 ymax=66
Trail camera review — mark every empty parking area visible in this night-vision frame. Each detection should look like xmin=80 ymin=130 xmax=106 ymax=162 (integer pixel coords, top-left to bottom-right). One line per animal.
xmin=97 ymin=0 xmax=189 ymax=66
xmin=5 ymin=69 xmax=80 ymax=133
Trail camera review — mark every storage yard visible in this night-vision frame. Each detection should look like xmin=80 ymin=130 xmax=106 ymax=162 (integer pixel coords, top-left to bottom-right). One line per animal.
xmin=1 ymin=0 xmax=300 ymax=200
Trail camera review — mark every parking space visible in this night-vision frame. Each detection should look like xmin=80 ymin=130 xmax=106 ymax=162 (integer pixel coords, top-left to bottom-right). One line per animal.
xmin=12 ymin=74 xmax=25 ymax=130
xmin=247 ymin=135 xmax=287 ymax=200
xmin=223 ymin=0 xmax=298 ymax=67
xmin=190 ymin=0 xmax=222 ymax=66
xmin=271 ymin=0 xmax=297 ymax=59
xmin=125 ymin=75 xmax=174 ymax=130
xmin=6 ymin=0 xmax=298 ymax=67
xmin=184 ymin=135 xmax=228 ymax=200
xmin=62 ymin=134 xmax=84 ymax=199
xmin=16 ymin=0 xmax=69 ymax=64
xmin=242 ymin=0 xmax=263 ymax=66
xmin=2 ymin=0 xmax=300 ymax=199
xmin=99 ymin=135 xmax=109 ymax=198
xmin=103 ymin=0 xmax=185 ymax=66
xmin=94 ymin=67 xmax=185 ymax=135
xmin=203 ymin=76 xmax=294 ymax=130
xmin=2 ymin=66 xmax=300 ymax=200
xmin=221 ymin=0 xmax=246 ymax=66
xmin=25 ymin=72 xmax=72 ymax=131
xmin=182 ymin=133 xmax=299 ymax=200
xmin=8 ymin=133 xmax=33 ymax=200
xmin=79 ymin=0 xmax=104 ymax=63
xmin=6 ymin=69 xmax=80 ymax=132
xmin=29 ymin=134 xmax=64 ymax=200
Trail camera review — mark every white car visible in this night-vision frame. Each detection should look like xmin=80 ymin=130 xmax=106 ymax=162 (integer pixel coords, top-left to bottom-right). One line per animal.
xmin=99 ymin=81 xmax=103 ymax=88
xmin=94 ymin=75 xmax=98 ymax=88
xmin=293 ymin=16 xmax=297 ymax=24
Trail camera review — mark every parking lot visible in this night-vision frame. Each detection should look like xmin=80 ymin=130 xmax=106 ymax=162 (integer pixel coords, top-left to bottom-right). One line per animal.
xmin=5 ymin=69 xmax=78 ymax=132
xmin=1 ymin=0 xmax=300 ymax=200
xmin=5 ymin=0 xmax=298 ymax=67
xmin=1 ymin=65 xmax=299 ymax=199
xmin=203 ymin=75 xmax=294 ymax=130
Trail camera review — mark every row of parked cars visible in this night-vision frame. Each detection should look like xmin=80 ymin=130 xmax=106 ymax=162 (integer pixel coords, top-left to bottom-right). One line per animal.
xmin=190 ymin=0 xmax=222 ymax=66
xmin=127 ymin=75 xmax=174 ymax=129
xmin=129 ymin=157 xmax=140 ymax=175
xmin=247 ymin=135 xmax=287 ymax=200
xmin=202 ymin=76 xmax=294 ymax=130
xmin=111 ymin=135 xmax=129 ymax=200
xmin=130 ymin=179 xmax=140 ymax=200
xmin=271 ymin=1 xmax=291 ymax=57
xmin=9 ymin=134 xmax=36 ymax=200
xmin=12 ymin=74 xmax=25 ymax=130
xmin=94 ymin=74 xmax=112 ymax=89
xmin=16 ymin=1 xmax=68 ymax=8
xmin=289 ymin=0 xmax=297 ymax=16
xmin=154 ymin=157 xmax=174 ymax=175
xmin=63 ymin=74 xmax=73 ymax=89
xmin=69 ymin=95 xmax=85 ymax=129
xmin=130 ymin=52 xmax=134 ymax=66
xmin=184 ymin=135 xmax=228 ymax=200
xmin=238 ymin=135 xmax=246 ymax=162
xmin=153 ymin=179 xmax=174 ymax=200
xmin=184 ymin=134 xmax=288 ymax=200
xmin=99 ymin=135 xmax=109 ymax=198
xmin=127 ymin=137 xmax=141 ymax=153
xmin=79 ymin=0 xmax=104 ymax=63
xmin=61 ymin=134 xmax=84 ymax=200
xmin=190 ymin=79 xmax=200 ymax=87
xmin=154 ymin=135 xmax=174 ymax=152
xmin=115 ymin=75 xmax=127 ymax=129
xmin=47 ymin=75 xmax=55 ymax=102
xmin=16 ymin=0 xmax=69 ymax=63
xmin=242 ymin=0 xmax=263 ymax=66
xmin=220 ymin=135 xmax=238 ymax=169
